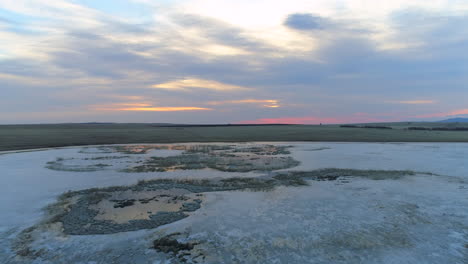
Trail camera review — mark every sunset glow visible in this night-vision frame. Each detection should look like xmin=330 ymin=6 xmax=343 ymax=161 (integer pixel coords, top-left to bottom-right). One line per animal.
xmin=207 ymin=99 xmax=280 ymax=108
xmin=239 ymin=115 xmax=390 ymax=125
xmin=393 ymin=100 xmax=436 ymax=105
xmin=117 ymin=107 xmax=212 ymax=112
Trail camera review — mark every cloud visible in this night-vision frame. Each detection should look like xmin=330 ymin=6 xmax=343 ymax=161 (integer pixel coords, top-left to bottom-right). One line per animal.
xmin=381 ymin=7 xmax=468 ymax=53
xmin=207 ymin=99 xmax=279 ymax=108
xmin=151 ymin=78 xmax=251 ymax=91
xmin=91 ymin=103 xmax=212 ymax=112
xmin=172 ymin=14 xmax=260 ymax=50
xmin=415 ymin=109 xmax=468 ymax=119
xmin=389 ymin=100 xmax=435 ymax=104
xmin=1 ymin=1 xmax=468 ymax=124
xmin=284 ymin=13 xmax=326 ymax=30
xmin=118 ymin=107 xmax=212 ymax=112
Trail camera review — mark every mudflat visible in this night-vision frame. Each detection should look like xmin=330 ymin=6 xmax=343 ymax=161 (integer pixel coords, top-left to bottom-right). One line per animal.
xmin=0 ymin=143 xmax=467 ymax=263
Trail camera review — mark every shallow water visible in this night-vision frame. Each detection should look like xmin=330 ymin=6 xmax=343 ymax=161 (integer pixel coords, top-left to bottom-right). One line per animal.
xmin=0 ymin=143 xmax=467 ymax=263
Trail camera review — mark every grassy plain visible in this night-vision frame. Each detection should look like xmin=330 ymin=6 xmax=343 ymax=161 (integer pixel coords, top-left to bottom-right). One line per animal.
xmin=2 ymin=122 xmax=468 ymax=151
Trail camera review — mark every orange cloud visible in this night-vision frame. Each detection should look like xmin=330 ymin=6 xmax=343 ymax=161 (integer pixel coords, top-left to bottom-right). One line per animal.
xmin=91 ymin=103 xmax=151 ymax=110
xmin=118 ymin=107 xmax=212 ymax=112
xmin=91 ymin=103 xmax=212 ymax=112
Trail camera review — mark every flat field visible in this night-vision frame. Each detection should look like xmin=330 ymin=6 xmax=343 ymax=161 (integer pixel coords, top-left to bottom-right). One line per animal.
xmin=2 ymin=122 xmax=468 ymax=151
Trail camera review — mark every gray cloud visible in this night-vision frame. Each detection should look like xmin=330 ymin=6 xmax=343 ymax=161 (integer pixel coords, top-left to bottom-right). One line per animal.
xmin=171 ymin=13 xmax=276 ymax=55
xmin=284 ymin=13 xmax=326 ymax=30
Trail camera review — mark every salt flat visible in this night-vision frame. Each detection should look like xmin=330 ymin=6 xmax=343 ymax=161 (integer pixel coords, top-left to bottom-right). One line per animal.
xmin=0 ymin=143 xmax=466 ymax=263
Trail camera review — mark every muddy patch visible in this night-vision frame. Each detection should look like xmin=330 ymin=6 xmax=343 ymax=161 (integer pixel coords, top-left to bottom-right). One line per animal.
xmin=11 ymin=167 xmax=434 ymax=262
xmin=42 ymin=178 xmax=282 ymax=236
xmin=51 ymin=177 xmax=295 ymax=236
xmin=84 ymin=155 xmax=131 ymax=160
xmin=304 ymin=147 xmax=331 ymax=152
xmin=46 ymin=158 xmax=112 ymax=172
xmin=91 ymin=190 xmax=201 ymax=224
xmin=103 ymin=144 xmax=289 ymax=156
xmin=123 ymin=144 xmax=298 ymax=173
xmin=46 ymin=144 xmax=298 ymax=173
xmin=36 ymin=169 xmax=426 ymax=236
xmin=273 ymin=169 xmax=433 ymax=182
xmin=57 ymin=191 xmax=203 ymax=235
xmin=229 ymin=145 xmax=292 ymax=155
xmin=79 ymin=145 xmax=170 ymax=154
xmin=320 ymin=226 xmax=412 ymax=250
xmin=125 ymin=154 xmax=299 ymax=173
xmin=152 ymin=233 xmax=205 ymax=263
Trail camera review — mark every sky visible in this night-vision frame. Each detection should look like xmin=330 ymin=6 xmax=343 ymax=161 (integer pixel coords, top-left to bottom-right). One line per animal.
xmin=1 ymin=0 xmax=468 ymax=124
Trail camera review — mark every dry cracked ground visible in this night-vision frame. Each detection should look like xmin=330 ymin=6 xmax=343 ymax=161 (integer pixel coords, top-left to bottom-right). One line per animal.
xmin=0 ymin=143 xmax=467 ymax=263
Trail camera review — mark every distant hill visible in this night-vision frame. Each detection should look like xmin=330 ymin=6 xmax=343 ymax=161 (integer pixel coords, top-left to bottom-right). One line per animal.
xmin=439 ymin=118 xmax=468 ymax=123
